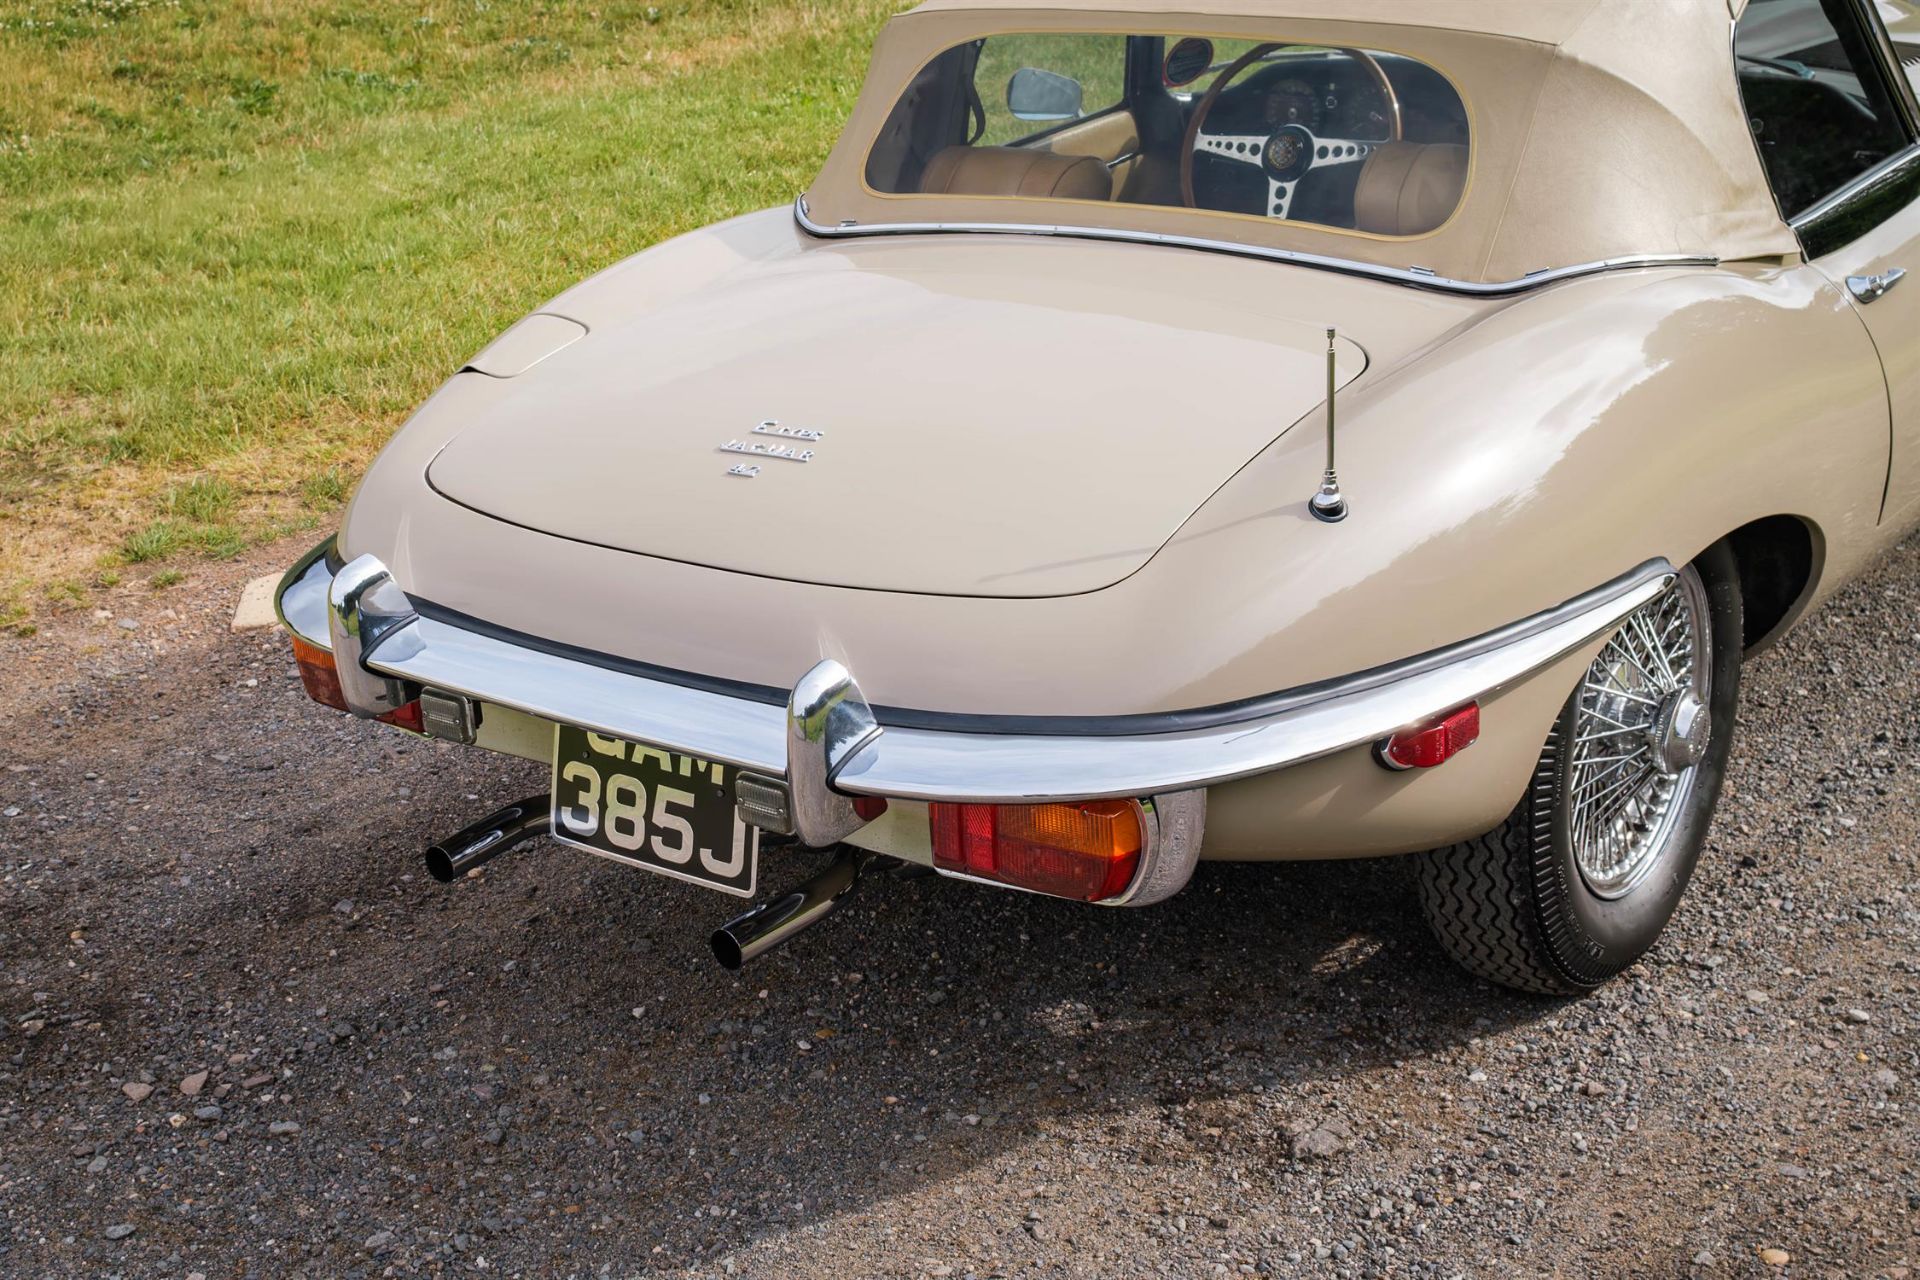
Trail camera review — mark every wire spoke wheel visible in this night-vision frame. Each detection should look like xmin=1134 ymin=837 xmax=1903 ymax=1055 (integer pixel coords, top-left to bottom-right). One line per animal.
xmin=1566 ymin=566 xmax=1713 ymax=899
xmin=1416 ymin=547 xmax=1738 ymax=994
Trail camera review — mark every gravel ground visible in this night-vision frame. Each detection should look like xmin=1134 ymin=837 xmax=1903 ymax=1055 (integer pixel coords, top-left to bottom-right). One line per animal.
xmin=1 ymin=536 xmax=1915 ymax=1280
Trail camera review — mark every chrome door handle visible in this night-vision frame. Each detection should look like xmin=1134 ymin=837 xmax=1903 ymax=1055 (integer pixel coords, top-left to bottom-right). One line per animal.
xmin=1847 ymin=266 xmax=1906 ymax=303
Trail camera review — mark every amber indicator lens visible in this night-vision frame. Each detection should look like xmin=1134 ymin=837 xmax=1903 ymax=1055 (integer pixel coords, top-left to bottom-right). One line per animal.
xmin=289 ymin=634 xmax=424 ymax=732
xmin=290 ymin=634 xmax=348 ymax=712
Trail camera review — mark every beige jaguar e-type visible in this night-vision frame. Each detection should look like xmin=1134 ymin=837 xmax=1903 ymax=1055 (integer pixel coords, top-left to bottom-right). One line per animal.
xmin=277 ymin=0 xmax=1920 ymax=991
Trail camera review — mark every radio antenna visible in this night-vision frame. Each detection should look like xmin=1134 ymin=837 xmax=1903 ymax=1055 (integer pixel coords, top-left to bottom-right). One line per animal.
xmin=1308 ymin=327 xmax=1349 ymax=523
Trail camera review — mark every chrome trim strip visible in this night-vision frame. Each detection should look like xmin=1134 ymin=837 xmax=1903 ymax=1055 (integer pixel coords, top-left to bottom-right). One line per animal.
xmin=793 ymin=197 xmax=1718 ymax=298
xmin=914 ymin=556 xmax=1676 ymax=738
xmin=1789 ymin=141 xmax=1920 ymax=232
xmin=933 ymin=866 xmax=1046 ymax=896
xmin=1789 ymin=143 xmax=1920 ymax=260
xmin=832 ymin=564 xmax=1673 ymax=803
xmin=276 ymin=539 xmax=1673 ymax=805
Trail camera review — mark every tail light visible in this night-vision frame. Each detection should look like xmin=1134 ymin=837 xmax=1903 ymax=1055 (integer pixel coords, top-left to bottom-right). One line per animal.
xmin=1377 ymin=702 xmax=1480 ymax=770
xmin=374 ymin=698 xmax=425 ymax=734
xmin=288 ymin=635 xmax=423 ymax=733
xmin=291 ymin=635 xmax=348 ymax=712
xmin=929 ymin=799 xmax=1143 ymax=901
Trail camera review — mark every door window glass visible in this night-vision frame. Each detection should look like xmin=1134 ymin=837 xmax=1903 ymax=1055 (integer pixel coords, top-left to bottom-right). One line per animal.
xmin=1735 ymin=0 xmax=1914 ymax=217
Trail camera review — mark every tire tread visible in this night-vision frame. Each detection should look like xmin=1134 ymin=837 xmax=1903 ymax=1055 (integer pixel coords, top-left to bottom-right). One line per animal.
xmin=1414 ymin=744 xmax=1588 ymax=995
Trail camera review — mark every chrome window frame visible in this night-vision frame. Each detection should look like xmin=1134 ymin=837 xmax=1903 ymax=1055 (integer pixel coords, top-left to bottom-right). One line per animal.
xmin=1791 ymin=142 xmax=1920 ymax=259
xmin=794 ymin=197 xmax=1715 ymax=298
xmin=1856 ymin=0 xmax=1920 ymax=134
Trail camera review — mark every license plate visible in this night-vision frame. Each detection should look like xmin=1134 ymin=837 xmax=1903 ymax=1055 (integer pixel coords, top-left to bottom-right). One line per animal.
xmin=549 ymin=724 xmax=760 ymax=898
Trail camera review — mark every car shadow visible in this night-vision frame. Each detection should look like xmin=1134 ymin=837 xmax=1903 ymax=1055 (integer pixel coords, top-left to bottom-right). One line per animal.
xmin=400 ymin=834 xmax=1561 ymax=1265
xmin=2 ymin=658 xmax=1560 ymax=1272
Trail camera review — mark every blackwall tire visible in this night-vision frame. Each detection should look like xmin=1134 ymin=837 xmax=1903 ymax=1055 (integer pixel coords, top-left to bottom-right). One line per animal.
xmin=1414 ymin=542 xmax=1743 ymax=994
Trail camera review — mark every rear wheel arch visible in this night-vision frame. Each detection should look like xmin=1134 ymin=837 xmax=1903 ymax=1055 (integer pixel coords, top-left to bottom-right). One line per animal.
xmin=1721 ymin=515 xmax=1821 ymax=654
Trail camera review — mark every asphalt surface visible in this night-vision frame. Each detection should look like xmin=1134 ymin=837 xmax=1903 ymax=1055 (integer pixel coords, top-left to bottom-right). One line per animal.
xmin=0 ymin=536 xmax=1915 ymax=1279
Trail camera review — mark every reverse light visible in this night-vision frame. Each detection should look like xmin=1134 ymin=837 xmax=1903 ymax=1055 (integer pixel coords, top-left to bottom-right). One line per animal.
xmin=1377 ymin=702 xmax=1480 ymax=770
xmin=288 ymin=635 xmax=423 ymax=732
xmin=929 ymin=799 xmax=1143 ymax=901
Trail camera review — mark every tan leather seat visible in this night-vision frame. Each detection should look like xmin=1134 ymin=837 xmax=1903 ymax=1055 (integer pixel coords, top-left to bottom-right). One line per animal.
xmin=1353 ymin=143 xmax=1467 ymax=236
xmin=919 ymin=145 xmax=1112 ymax=201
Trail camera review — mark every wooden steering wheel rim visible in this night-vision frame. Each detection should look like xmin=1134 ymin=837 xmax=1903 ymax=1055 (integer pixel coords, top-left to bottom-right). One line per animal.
xmin=1178 ymin=44 xmax=1405 ymax=210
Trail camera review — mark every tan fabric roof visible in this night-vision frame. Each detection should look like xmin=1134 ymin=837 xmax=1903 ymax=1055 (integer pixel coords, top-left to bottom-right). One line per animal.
xmin=802 ymin=1 xmax=1800 ymax=283
xmin=905 ymin=0 xmax=1606 ymax=45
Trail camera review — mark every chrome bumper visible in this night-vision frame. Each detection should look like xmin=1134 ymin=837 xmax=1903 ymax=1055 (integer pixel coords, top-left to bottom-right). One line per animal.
xmin=278 ymin=540 xmax=1672 ymax=881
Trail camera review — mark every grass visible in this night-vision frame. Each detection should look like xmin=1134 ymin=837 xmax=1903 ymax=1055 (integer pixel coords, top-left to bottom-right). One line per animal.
xmin=300 ymin=468 xmax=349 ymax=510
xmin=973 ymin=33 xmax=1129 ymax=146
xmin=165 ymin=475 xmax=236 ymax=522
xmin=0 ymin=0 xmax=901 ymax=628
xmin=120 ymin=519 xmax=188 ymax=563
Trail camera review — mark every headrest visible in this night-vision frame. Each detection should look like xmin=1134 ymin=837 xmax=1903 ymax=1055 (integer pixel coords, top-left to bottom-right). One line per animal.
xmin=1353 ymin=142 xmax=1467 ymax=236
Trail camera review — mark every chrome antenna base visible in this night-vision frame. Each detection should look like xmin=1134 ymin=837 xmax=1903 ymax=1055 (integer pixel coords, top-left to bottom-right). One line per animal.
xmin=1309 ymin=469 xmax=1348 ymax=522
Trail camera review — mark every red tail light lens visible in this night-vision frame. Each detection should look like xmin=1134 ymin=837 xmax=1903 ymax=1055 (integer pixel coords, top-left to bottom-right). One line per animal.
xmin=377 ymin=698 xmax=425 ymax=734
xmin=288 ymin=635 xmax=422 ymax=732
xmin=1378 ymin=702 xmax=1480 ymax=770
xmin=929 ymin=800 xmax=1143 ymax=901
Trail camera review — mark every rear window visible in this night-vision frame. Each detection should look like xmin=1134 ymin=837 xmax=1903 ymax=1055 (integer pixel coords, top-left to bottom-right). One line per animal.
xmin=864 ymin=33 xmax=1471 ymax=238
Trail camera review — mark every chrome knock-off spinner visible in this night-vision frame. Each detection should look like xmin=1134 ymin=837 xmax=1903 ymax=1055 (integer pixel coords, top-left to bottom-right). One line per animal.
xmin=1648 ymin=688 xmax=1711 ymax=775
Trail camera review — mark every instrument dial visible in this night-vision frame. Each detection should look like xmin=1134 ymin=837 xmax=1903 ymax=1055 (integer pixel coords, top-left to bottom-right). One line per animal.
xmin=1264 ymin=79 xmax=1322 ymax=131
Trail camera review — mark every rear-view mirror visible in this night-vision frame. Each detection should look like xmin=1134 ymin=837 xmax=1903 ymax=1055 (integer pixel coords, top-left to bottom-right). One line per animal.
xmin=1007 ymin=67 xmax=1084 ymax=121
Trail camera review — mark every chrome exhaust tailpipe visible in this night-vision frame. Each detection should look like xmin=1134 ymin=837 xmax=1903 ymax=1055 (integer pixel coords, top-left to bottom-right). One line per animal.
xmin=710 ymin=847 xmax=873 ymax=970
xmin=425 ymin=794 xmax=550 ymax=883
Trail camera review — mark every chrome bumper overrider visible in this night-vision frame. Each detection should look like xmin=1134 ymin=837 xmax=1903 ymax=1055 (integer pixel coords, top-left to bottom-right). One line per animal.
xmin=277 ymin=539 xmax=1673 ymax=883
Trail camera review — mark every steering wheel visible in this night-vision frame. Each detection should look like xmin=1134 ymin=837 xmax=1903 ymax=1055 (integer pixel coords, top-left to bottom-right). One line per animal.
xmin=1179 ymin=44 xmax=1403 ymax=220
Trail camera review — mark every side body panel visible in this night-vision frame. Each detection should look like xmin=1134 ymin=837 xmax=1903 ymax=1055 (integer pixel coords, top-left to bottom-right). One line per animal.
xmin=1813 ymin=195 xmax=1920 ymax=527
xmin=1198 ymin=639 xmax=1604 ymax=859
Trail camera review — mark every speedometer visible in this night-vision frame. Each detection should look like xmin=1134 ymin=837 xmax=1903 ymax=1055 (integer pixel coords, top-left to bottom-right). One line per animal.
xmin=1264 ymin=79 xmax=1322 ymax=130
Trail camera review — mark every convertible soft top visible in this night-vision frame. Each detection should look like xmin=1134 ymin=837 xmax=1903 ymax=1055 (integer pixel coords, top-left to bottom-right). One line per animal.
xmin=904 ymin=0 xmax=1623 ymax=43
xmin=802 ymin=0 xmax=1800 ymax=284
